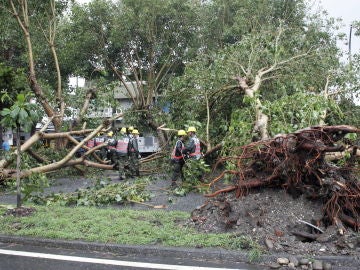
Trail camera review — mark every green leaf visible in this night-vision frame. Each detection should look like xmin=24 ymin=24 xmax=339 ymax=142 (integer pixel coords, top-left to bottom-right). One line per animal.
xmin=0 ymin=108 xmax=11 ymax=116
xmin=344 ymin=133 xmax=357 ymax=140
xmin=10 ymin=106 xmax=21 ymax=119
xmin=18 ymin=108 xmax=29 ymax=123
xmin=0 ymin=93 xmax=11 ymax=103
xmin=17 ymin=93 xmax=26 ymax=103
xmin=29 ymin=110 xmax=39 ymax=121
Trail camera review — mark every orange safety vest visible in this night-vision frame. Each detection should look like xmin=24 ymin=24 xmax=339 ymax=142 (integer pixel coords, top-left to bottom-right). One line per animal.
xmin=189 ymin=136 xmax=201 ymax=159
xmin=116 ymin=137 xmax=129 ymax=154
xmin=86 ymin=139 xmax=95 ymax=148
xmin=171 ymin=140 xmax=184 ymax=160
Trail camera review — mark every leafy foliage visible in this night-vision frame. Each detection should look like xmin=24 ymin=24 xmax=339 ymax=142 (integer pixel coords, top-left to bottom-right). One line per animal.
xmin=30 ymin=177 xmax=152 ymax=206
xmin=10 ymin=152 xmax=50 ymax=202
xmin=222 ymin=91 xmax=343 ymax=155
xmin=0 ymin=93 xmax=39 ymax=131
xmin=168 ymin=5 xmax=345 ymax=153
xmin=0 ymin=63 xmax=29 ymax=96
xmin=179 ymin=159 xmax=211 ymax=194
xmin=21 ymin=173 xmax=49 ymax=202
xmin=265 ymin=92 xmax=343 ymax=134
xmin=222 ymin=107 xmax=255 ymax=154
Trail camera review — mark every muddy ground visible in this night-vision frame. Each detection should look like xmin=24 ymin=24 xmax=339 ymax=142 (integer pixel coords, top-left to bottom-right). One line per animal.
xmin=190 ymin=188 xmax=360 ymax=257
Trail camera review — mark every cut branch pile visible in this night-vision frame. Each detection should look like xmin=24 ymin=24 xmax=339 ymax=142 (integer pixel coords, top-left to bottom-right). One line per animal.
xmin=207 ymin=125 xmax=360 ymax=231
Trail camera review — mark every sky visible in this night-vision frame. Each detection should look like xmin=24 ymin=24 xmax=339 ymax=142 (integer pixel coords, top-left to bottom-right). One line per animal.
xmin=316 ymin=0 xmax=360 ymax=57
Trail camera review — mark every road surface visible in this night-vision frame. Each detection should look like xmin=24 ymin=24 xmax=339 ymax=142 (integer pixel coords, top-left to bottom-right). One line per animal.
xmin=0 ymin=242 xmax=266 ymax=270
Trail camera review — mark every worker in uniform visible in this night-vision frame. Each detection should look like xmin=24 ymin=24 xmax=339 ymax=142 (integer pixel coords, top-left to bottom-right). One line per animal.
xmin=95 ymin=132 xmax=105 ymax=146
xmin=182 ymin=126 xmax=201 ymax=160
xmin=170 ymin=129 xmax=187 ymax=187
xmin=95 ymin=132 xmax=107 ymax=160
xmin=86 ymin=137 xmax=96 ymax=149
xmin=127 ymin=129 xmax=140 ymax=178
xmin=115 ymin=127 xmax=129 ymax=180
xmin=127 ymin=126 xmax=134 ymax=138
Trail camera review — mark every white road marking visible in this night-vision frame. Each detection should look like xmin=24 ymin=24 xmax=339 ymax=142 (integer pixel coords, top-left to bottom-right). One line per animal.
xmin=0 ymin=248 xmax=245 ymax=270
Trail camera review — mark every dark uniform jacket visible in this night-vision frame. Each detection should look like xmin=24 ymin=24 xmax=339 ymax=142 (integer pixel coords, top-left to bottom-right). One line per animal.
xmin=127 ymin=137 xmax=139 ymax=155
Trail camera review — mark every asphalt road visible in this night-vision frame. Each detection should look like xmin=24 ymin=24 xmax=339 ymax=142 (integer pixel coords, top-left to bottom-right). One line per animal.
xmin=0 ymin=241 xmax=265 ymax=270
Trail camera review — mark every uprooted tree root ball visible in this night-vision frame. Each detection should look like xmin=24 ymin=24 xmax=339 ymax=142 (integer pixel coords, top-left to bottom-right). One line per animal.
xmin=197 ymin=125 xmax=359 ymax=237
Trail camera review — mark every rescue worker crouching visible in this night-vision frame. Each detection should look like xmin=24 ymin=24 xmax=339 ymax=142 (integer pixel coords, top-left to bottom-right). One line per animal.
xmin=170 ymin=129 xmax=187 ymax=188
xmin=127 ymin=129 xmax=141 ymax=178
xmin=114 ymin=127 xmax=129 ymax=180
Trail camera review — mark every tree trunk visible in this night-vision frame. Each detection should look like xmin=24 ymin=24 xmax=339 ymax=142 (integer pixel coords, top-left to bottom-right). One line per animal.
xmin=16 ymin=124 xmax=21 ymax=208
xmin=236 ymin=75 xmax=269 ymax=141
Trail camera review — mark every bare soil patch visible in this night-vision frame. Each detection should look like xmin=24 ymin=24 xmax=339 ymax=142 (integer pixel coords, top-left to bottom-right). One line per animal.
xmin=190 ymin=188 xmax=360 ymax=258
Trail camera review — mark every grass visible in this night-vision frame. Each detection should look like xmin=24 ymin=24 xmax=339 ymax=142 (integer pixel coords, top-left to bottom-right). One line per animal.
xmin=0 ymin=205 xmax=261 ymax=255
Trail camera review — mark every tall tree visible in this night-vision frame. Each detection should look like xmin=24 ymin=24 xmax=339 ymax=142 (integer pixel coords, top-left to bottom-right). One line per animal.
xmin=60 ymin=0 xmax=201 ymax=144
xmin=1 ymin=0 xmax=101 ymax=139
xmin=2 ymin=0 xmax=67 ymax=136
xmin=168 ymin=0 xmax=345 ymax=153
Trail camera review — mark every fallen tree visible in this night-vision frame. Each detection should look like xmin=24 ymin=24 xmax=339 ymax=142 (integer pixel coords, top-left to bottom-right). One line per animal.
xmin=0 ymin=112 xmax=170 ymax=182
xmin=206 ymin=125 xmax=360 ymax=231
xmin=0 ymin=114 xmax=120 ymax=181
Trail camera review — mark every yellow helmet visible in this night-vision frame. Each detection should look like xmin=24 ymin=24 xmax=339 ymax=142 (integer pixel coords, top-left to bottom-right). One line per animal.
xmin=120 ymin=127 xmax=127 ymax=134
xmin=177 ymin=129 xmax=186 ymax=136
xmin=132 ymin=129 xmax=139 ymax=135
xmin=187 ymin=126 xmax=196 ymax=133
xmin=128 ymin=126 xmax=134 ymax=131
xmin=107 ymin=131 xmax=113 ymax=137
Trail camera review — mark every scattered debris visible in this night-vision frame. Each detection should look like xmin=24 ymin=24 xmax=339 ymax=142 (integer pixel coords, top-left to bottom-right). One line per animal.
xmin=3 ymin=206 xmax=36 ymax=217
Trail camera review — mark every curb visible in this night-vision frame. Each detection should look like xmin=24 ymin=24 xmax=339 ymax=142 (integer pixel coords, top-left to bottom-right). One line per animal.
xmin=0 ymin=234 xmax=249 ymax=262
xmin=0 ymin=235 xmax=359 ymax=269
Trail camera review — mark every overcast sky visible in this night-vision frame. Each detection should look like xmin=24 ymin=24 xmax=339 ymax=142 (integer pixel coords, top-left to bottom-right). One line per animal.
xmin=316 ymin=0 xmax=360 ymax=56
